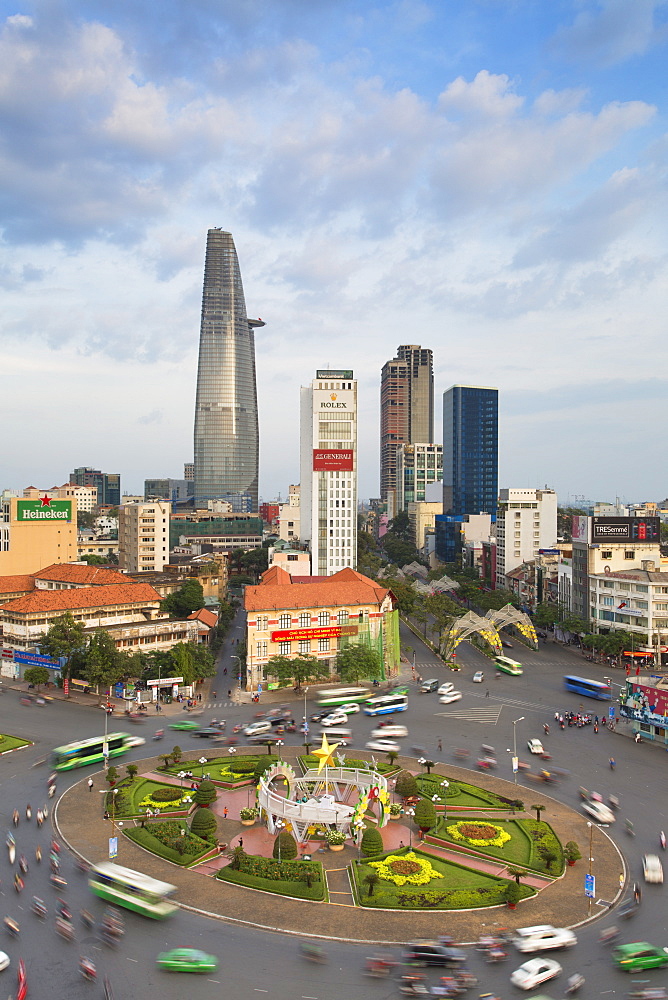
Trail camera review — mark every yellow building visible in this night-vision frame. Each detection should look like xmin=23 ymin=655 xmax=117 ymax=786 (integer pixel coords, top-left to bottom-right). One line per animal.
xmin=244 ymin=565 xmax=400 ymax=692
xmin=0 ymin=497 xmax=77 ymax=575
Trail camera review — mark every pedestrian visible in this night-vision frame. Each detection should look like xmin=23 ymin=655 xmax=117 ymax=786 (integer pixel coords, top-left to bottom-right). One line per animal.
xmin=87 ymin=777 xmax=93 ymax=792
xmin=399 ymin=840 xmax=404 ymax=848
xmin=437 ymin=738 xmax=442 ymax=752
xmin=227 ymin=690 xmax=232 ymax=698
xmin=619 ymin=873 xmax=624 ymax=890
xmin=223 ymin=807 xmax=228 ymax=819
xmin=238 ymin=837 xmax=244 ymax=849
xmin=485 ymin=689 xmax=489 ymax=698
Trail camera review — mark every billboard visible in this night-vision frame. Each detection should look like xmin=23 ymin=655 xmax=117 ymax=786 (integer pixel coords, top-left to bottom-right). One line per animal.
xmin=316 ymin=369 xmax=353 ymax=379
xmin=271 ymin=625 xmax=358 ymax=642
xmin=592 ymin=517 xmax=660 ymax=543
xmin=313 ymin=449 xmax=354 ymax=471
xmin=571 ymin=516 xmax=589 ymax=542
xmin=16 ymin=498 xmax=72 ymax=522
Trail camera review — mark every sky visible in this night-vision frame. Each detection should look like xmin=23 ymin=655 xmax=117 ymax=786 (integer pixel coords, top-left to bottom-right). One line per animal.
xmin=2 ymin=0 xmax=667 ymax=507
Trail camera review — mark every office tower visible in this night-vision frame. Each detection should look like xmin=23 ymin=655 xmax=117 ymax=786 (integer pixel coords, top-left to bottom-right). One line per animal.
xmin=395 ymin=443 xmax=443 ymax=512
xmin=118 ymin=500 xmax=171 ymax=573
xmin=144 ymin=479 xmax=189 ymax=502
xmin=437 ymin=385 xmax=498 ymax=564
xmin=380 ymin=345 xmax=434 ymax=504
xmin=495 ymin=488 xmax=558 ymax=587
xmin=300 ymin=370 xmax=358 ymax=575
xmin=70 ymin=467 xmax=120 ymax=507
xmin=193 ymin=229 xmax=264 ymax=510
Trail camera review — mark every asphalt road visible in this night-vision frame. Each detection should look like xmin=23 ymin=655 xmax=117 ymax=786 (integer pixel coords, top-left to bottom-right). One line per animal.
xmin=0 ymin=628 xmax=666 ymax=999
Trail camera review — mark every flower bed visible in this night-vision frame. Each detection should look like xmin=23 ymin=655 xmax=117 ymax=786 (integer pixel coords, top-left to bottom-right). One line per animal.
xmin=164 ymin=756 xmax=262 ymax=786
xmin=0 ymin=734 xmax=32 ymax=754
xmin=416 ymin=774 xmax=510 ymax=809
xmin=447 ymin=821 xmax=511 ymax=848
xmin=125 ymin=821 xmax=213 ymax=866
xmin=110 ymin=779 xmax=193 ymax=818
xmin=352 ymin=847 xmax=535 ymax=909
xmin=369 ymin=851 xmax=440 ymax=886
xmin=432 ymin=816 xmax=562 ymax=875
xmin=218 ymin=856 xmax=326 ymax=901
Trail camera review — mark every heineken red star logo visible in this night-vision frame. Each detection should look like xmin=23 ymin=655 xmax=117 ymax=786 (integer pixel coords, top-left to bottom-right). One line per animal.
xmin=40 ymin=495 xmax=52 ymax=507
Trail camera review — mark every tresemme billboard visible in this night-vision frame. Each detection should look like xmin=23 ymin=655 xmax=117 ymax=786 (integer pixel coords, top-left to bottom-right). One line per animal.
xmin=16 ymin=499 xmax=73 ymax=522
xmin=592 ymin=516 xmax=660 ymax=543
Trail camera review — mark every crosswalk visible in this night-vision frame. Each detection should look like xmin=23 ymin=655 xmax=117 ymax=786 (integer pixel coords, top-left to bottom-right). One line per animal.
xmin=435 ymin=705 xmax=503 ymax=724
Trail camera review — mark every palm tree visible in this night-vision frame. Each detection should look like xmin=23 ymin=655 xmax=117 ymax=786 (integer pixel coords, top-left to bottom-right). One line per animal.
xmin=531 ymin=803 xmax=546 ymax=822
xmin=363 ymin=872 xmax=381 ymax=897
xmin=303 ymin=741 xmax=313 ymax=756
xmin=506 ymin=866 xmax=525 ymax=886
xmin=226 ymin=845 xmax=246 ymax=870
xmin=386 ymin=750 xmax=399 ymax=766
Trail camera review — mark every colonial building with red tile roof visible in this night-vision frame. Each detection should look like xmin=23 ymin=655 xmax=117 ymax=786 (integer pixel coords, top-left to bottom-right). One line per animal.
xmin=243 ymin=567 xmax=399 ymax=691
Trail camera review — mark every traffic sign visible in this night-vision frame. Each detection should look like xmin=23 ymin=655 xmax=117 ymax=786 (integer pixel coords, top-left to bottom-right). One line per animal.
xmin=108 ymin=837 xmax=118 ymax=859
xmin=609 ymin=706 xmax=615 ymax=719
xmin=584 ymin=873 xmax=595 ymax=898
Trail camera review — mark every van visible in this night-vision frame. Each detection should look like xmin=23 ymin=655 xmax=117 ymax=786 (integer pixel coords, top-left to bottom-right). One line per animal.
xmin=244 ymin=720 xmax=272 ymax=737
xmin=419 ymin=679 xmax=439 ymax=693
xmin=318 ymin=727 xmax=352 ymax=745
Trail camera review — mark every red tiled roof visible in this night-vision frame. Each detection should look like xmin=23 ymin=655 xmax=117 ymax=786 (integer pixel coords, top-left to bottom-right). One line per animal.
xmin=34 ymin=564 xmax=128 ymax=586
xmin=261 ymin=565 xmax=291 ymax=585
xmin=245 ymin=576 xmax=391 ymax=612
xmin=0 ymin=575 xmax=35 ymax=596
xmin=0 ymin=582 xmax=161 ymax=615
xmin=187 ymin=608 xmax=218 ymax=628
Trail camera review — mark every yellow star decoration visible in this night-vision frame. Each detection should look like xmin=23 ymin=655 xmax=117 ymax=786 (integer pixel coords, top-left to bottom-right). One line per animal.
xmin=312 ymin=731 xmax=341 ymax=775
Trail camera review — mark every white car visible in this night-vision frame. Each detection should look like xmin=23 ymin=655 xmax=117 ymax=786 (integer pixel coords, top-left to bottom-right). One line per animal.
xmin=643 ymin=854 xmax=664 ymax=883
xmin=472 ymin=671 xmax=484 ymax=683
xmin=0 ymin=951 xmax=9 ymax=972
xmin=581 ymin=800 xmax=615 ymax=824
xmin=439 ymin=691 xmax=462 ymax=704
xmin=126 ymin=736 xmax=146 ymax=748
xmin=527 ymin=738 xmax=545 ymax=755
xmin=438 ymin=683 xmax=455 ymax=696
xmin=365 ymin=739 xmax=401 ymax=753
xmin=321 ymin=711 xmax=348 ymax=727
xmin=513 ymin=925 xmax=577 ymax=953
xmin=510 ymin=957 xmax=562 ymax=990
xmin=339 ymin=703 xmax=361 ymax=714
xmin=371 ymin=725 xmax=408 ymax=738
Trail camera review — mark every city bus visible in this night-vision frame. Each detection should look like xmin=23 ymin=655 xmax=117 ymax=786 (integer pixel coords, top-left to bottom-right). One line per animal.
xmin=52 ymin=732 xmax=134 ymax=770
xmin=363 ymin=692 xmax=409 ymax=716
xmin=563 ymin=675 xmax=612 ymax=700
xmin=494 ymin=656 xmax=523 ymax=676
xmin=89 ymin=862 xmax=177 ymax=919
xmin=317 ymin=686 xmax=371 ymax=708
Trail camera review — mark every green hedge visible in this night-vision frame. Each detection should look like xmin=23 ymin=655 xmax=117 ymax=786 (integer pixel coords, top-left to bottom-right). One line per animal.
xmin=218 ymin=867 xmax=326 ymax=901
xmin=235 ymin=855 xmax=321 ymax=883
xmin=150 ymin=787 xmax=183 ymax=802
xmin=299 ymin=755 xmax=395 ymax=774
xmin=228 ymin=760 xmax=258 ymax=774
xmin=522 ymin=819 xmax=564 ymax=876
xmin=416 ymin=774 xmax=510 ymax=808
xmin=125 ymin=821 xmax=212 ymax=866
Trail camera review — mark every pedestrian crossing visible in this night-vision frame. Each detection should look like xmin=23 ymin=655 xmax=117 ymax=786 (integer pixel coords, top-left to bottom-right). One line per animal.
xmin=435 ymin=706 xmax=503 ymax=724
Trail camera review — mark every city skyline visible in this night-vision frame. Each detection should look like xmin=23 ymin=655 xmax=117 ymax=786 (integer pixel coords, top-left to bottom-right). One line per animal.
xmin=2 ymin=2 xmax=668 ymax=503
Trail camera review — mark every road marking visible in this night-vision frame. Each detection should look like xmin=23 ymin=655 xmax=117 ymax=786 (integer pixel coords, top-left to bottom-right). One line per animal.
xmin=207 ymin=980 xmax=221 ymax=984
xmin=254 ymin=989 xmax=268 ymax=992
xmin=126 ymin=957 xmax=138 ymax=962
xmin=435 ymin=707 xmax=502 ymax=724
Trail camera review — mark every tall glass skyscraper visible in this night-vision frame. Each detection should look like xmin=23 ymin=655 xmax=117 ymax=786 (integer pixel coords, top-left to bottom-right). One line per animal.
xmin=194 ymin=229 xmax=264 ymax=509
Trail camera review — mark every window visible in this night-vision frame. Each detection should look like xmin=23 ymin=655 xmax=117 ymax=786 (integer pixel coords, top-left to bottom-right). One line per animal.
xmin=603 ymin=580 xmax=614 ymax=588
xmin=624 ymin=550 xmax=635 ymax=560
xmin=256 ymin=641 xmax=267 ymax=659
xmin=318 ymin=637 xmax=330 ymax=652
xmin=337 ymin=609 xmax=348 ymax=624
xmin=299 ymin=639 xmax=310 ymax=654
xmin=318 ymin=611 xmax=329 ymax=626
xmin=635 ymin=584 xmax=648 ymax=593
xmin=278 ymin=613 xmax=291 ymax=630
xmin=601 ymin=551 xmax=612 ymax=560
xmin=279 ymin=641 xmax=291 ymax=655
xmin=256 ymin=616 xmax=268 ymax=630
xmin=299 ymin=612 xmax=311 ymax=628
xmin=601 ymin=596 xmax=613 ymax=606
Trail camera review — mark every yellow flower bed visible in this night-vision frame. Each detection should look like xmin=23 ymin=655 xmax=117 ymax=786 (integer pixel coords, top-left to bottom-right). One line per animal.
xmin=446 ymin=820 xmax=511 ymax=848
xmin=369 ymin=851 xmax=441 ymax=886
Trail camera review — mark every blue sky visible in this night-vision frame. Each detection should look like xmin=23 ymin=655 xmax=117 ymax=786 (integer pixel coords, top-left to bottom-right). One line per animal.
xmin=1 ymin=0 xmax=667 ymax=506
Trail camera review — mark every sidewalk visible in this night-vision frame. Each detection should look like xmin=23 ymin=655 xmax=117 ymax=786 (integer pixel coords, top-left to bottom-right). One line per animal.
xmin=54 ymin=745 xmax=625 ymax=944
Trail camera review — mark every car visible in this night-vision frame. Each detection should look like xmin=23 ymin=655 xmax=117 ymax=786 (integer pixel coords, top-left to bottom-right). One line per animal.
xmin=339 ymin=703 xmax=361 ymax=714
xmin=365 ymin=739 xmax=401 ymax=753
xmin=438 ymin=683 xmax=455 ymax=696
xmin=0 ymin=951 xmax=9 ymax=972
xmin=513 ymin=925 xmax=577 ymax=953
xmin=612 ymin=942 xmax=668 ymax=971
xmin=581 ymin=800 xmax=615 ymax=824
xmin=193 ymin=728 xmax=221 ymax=739
xmin=389 ymin=685 xmax=410 ymax=696
xmin=501 ymin=639 xmax=513 ymax=648
xmin=510 ymin=957 xmax=562 ymax=990
xmin=126 ymin=736 xmax=146 ymax=748
xmin=402 ymin=944 xmax=467 ymax=967
xmin=321 ymin=712 xmax=348 ymax=727
xmin=472 ymin=671 xmax=484 ymax=683
xmin=169 ymin=720 xmax=200 ymax=731
xmin=527 ymin=739 xmax=545 ymax=755
xmin=439 ymin=691 xmax=462 ymax=704
xmin=244 ymin=721 xmax=273 ymax=737
xmin=156 ymin=948 xmax=219 ymax=974
xmin=371 ymin=725 xmax=408 ymax=738
xmin=643 ymin=854 xmax=664 ymax=884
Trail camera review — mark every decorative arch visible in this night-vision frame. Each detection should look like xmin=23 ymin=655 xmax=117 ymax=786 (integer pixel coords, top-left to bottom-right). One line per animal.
xmin=443 ymin=611 xmax=502 ymax=660
xmin=484 ymin=604 xmax=538 ymax=649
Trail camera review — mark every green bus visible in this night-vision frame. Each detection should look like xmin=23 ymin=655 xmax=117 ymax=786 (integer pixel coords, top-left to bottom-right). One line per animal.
xmin=317 ymin=686 xmax=371 ymax=707
xmin=89 ymin=862 xmax=177 ymax=919
xmin=494 ymin=656 xmax=523 ymax=676
xmin=52 ymin=732 xmax=134 ymax=770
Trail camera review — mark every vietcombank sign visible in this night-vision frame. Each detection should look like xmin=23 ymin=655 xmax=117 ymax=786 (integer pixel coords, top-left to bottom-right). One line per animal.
xmin=16 ymin=499 xmax=73 ymax=522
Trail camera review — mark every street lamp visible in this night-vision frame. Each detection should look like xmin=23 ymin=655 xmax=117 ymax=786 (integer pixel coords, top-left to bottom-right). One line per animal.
xmin=275 ymin=818 xmax=285 ymax=863
xmin=405 ymin=807 xmax=415 ymax=848
xmin=441 ymin=779 xmax=449 ymax=820
xmin=512 ymin=717 xmax=525 ymax=784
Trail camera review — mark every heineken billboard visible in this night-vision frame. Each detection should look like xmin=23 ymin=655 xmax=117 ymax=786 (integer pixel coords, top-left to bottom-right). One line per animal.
xmin=16 ymin=498 xmax=73 ymax=522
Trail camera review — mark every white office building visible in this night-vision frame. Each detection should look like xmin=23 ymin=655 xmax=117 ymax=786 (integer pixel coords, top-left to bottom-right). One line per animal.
xmin=118 ymin=500 xmax=171 ymax=573
xmin=495 ymin=488 xmax=558 ymax=588
xmin=299 ymin=370 xmax=358 ymax=576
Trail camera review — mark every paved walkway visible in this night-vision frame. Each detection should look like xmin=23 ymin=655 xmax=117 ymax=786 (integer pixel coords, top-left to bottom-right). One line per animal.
xmin=54 ymin=746 xmax=625 ymax=944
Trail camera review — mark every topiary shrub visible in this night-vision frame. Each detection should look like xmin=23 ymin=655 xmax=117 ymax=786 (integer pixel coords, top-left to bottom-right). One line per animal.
xmin=151 ymin=786 xmax=183 ymax=802
xmin=194 ymin=779 xmax=217 ymax=807
xmin=190 ymin=806 xmax=218 ymax=841
xmin=273 ymin=829 xmax=298 ymax=860
xmin=361 ymin=827 xmax=384 ymax=857
xmin=413 ymin=798 xmax=437 ymax=834
xmin=394 ymin=769 xmax=418 ymax=798
xmin=229 ymin=760 xmax=258 ymax=774
xmin=254 ymin=757 xmax=274 ymax=783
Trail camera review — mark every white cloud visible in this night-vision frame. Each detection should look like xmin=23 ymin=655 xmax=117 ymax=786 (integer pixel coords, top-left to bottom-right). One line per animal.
xmin=550 ymin=0 xmax=668 ymax=68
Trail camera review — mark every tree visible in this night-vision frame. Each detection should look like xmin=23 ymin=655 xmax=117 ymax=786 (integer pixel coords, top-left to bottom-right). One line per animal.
xmin=83 ymin=629 xmax=125 ymax=689
xmin=504 ymin=881 xmax=521 ymax=906
xmin=227 ymin=845 xmax=246 ymax=870
xmin=506 ymin=866 xmax=525 ymax=886
xmin=76 ymin=510 xmax=96 ymax=530
xmin=531 ymin=803 xmax=546 ymax=822
xmin=106 ymin=766 xmax=118 ymax=787
xmin=394 ymin=770 xmax=418 ymax=798
xmin=266 ymin=653 xmax=329 ymax=689
xmin=413 ymin=798 xmax=437 ymax=834
xmin=336 ymin=644 xmax=381 ymax=683
xmin=253 ymin=757 xmax=273 ymax=783
xmin=363 ymin=872 xmax=381 ymax=897
xmin=24 ymin=665 xmax=50 ymax=689
xmin=420 ymin=759 xmax=435 ymax=775
xmin=190 ymin=806 xmax=217 ymax=841
xmin=126 ymin=763 xmax=138 ymax=781
xmin=160 ymin=579 xmax=205 ymax=619
xmin=302 ymin=742 xmax=313 ymax=756
xmin=194 ymin=779 xmax=217 ymax=807
xmin=564 ymin=841 xmax=582 ymax=864
xmin=360 ymin=827 xmax=384 ymax=856
xmin=386 ymin=750 xmax=399 ymax=766
xmin=158 ymin=753 xmax=173 ymax=770
xmin=171 ymin=745 xmax=183 ymax=765
xmin=39 ymin=613 xmax=87 ymax=693
xmin=388 ymin=510 xmax=411 ymax=542
xmin=273 ymin=829 xmax=298 ymax=860
xmin=79 ymin=554 xmax=108 ymax=565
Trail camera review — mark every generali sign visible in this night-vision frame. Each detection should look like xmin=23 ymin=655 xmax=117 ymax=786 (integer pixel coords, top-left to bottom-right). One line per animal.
xmin=16 ymin=498 xmax=73 ymax=522
xmin=313 ymin=450 xmax=354 ymax=471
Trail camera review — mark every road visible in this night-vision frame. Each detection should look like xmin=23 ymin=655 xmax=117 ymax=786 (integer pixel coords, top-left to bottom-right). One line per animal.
xmin=0 ymin=628 xmax=666 ymax=999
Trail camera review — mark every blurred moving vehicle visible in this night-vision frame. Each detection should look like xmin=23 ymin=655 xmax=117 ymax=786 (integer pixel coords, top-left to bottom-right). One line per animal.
xmin=403 ymin=943 xmax=467 ymax=967
xmin=642 ymin=854 xmax=664 ymax=884
xmin=510 ymin=957 xmax=562 ymax=990
xmin=156 ymin=949 xmax=218 ymax=973
xmin=513 ymin=925 xmax=577 ymax=953
xmin=472 ymin=671 xmax=484 ymax=683
xmin=612 ymin=943 xmax=668 ymax=971
xmin=339 ymin=703 xmax=361 ymax=714
xmin=320 ymin=711 xmax=349 ymax=727
xmin=439 ymin=691 xmax=462 ymax=704
xmin=371 ymin=725 xmax=408 ymax=738
xmin=419 ymin=679 xmax=439 ymax=694
xmin=527 ymin=739 xmax=545 ymax=755
xmin=438 ymin=683 xmax=455 ymax=696
xmin=365 ymin=739 xmax=400 ymax=753
xmin=582 ymin=800 xmax=616 ymax=824
xmin=169 ymin=721 xmax=200 ymax=731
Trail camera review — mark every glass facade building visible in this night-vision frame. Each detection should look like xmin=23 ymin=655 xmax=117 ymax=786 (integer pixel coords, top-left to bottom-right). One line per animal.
xmin=194 ymin=229 xmax=264 ymax=509
xmin=380 ymin=345 xmax=434 ymax=504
